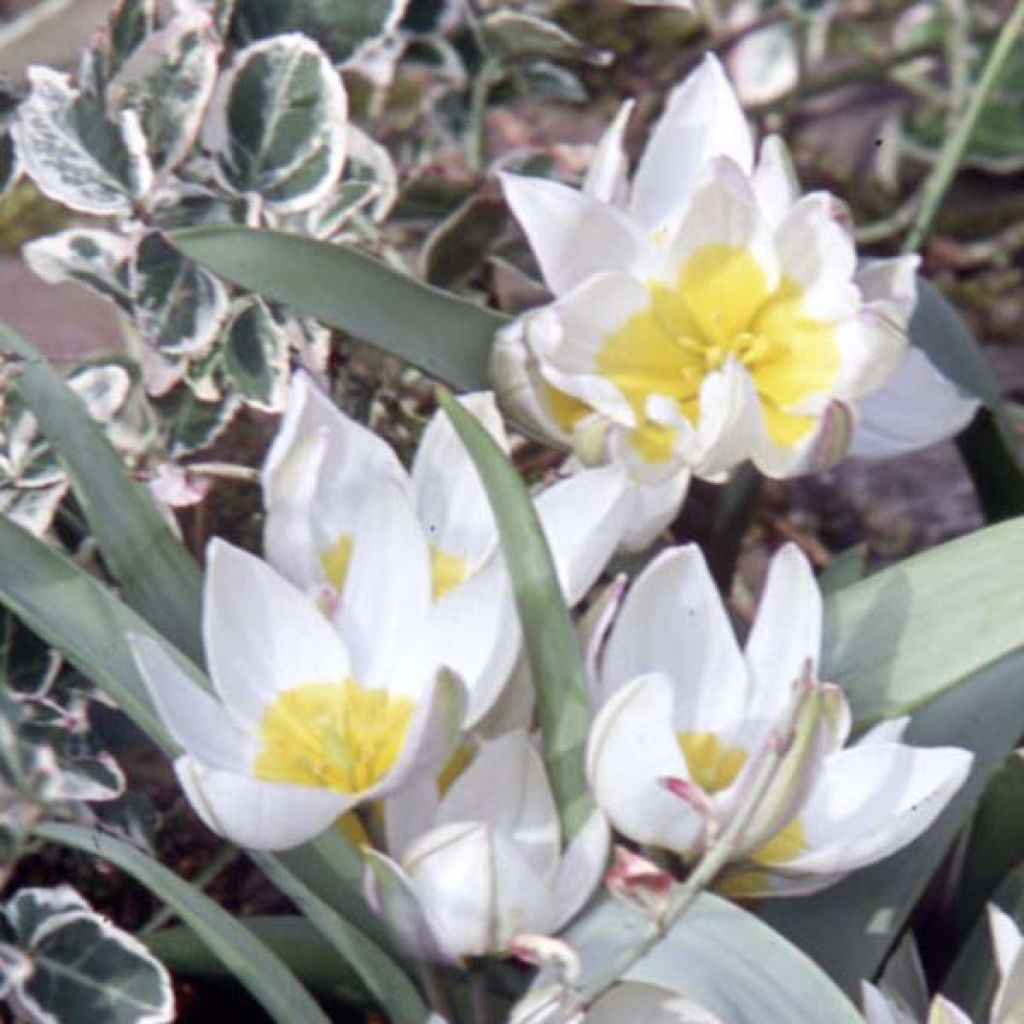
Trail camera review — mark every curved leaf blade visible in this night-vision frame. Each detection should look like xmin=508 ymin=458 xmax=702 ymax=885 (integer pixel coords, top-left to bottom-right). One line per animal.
xmin=35 ymin=824 xmax=333 ymax=1024
xmin=171 ymin=226 xmax=506 ymax=390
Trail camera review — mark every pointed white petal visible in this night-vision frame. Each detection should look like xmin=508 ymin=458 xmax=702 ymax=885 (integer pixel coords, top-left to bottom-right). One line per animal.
xmin=617 ymin=471 xmax=690 ymax=553
xmin=849 ymin=347 xmax=978 ymax=458
xmin=583 ymin=100 xmax=635 ymax=205
xmin=338 ymin=482 xmax=432 ymax=688
xmin=551 ymin=809 xmax=610 ymax=929
xmin=743 ymin=543 xmax=821 ymax=725
xmin=989 ymin=905 xmax=1024 ymax=1023
xmin=411 ymin=392 xmax=504 ymax=567
xmin=474 ymin=653 xmax=536 ymax=738
xmin=204 ymin=540 xmax=351 ymax=725
xmin=586 ymin=673 xmax=705 ymax=857
xmin=600 ymin=546 xmax=747 ymax=728
xmin=500 ymin=173 xmax=653 ymax=296
xmin=856 ymin=717 xmax=911 ymax=746
xmin=689 ymin=359 xmax=763 ymax=479
xmin=927 ymin=997 xmax=973 ymax=1024
xmin=752 ymin=135 xmax=799 ymax=229
xmin=989 ymin=905 xmax=1024 ymax=977
xmin=534 ymin=463 xmax=628 ymax=605
xmin=631 ymin=54 xmax=753 ymax=232
xmin=175 ymin=756 xmax=352 ymax=850
xmin=130 ymin=635 xmax=252 ymax=770
xmin=363 ymin=848 xmax=446 ymax=962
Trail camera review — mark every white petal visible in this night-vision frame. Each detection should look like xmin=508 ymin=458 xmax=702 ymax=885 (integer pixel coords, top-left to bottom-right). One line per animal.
xmin=534 ymin=463 xmax=628 ymax=605
xmin=586 ymin=673 xmax=705 ymax=857
xmin=849 ymin=347 xmax=978 ymax=458
xmin=857 ymin=255 xmax=919 ymax=322
xmin=862 ymin=983 xmax=911 ymax=1024
xmin=989 ymin=905 xmax=1024 ymax=977
xmin=600 ymin=545 xmax=747 ymax=728
xmin=743 ymin=543 xmax=821 ymax=726
xmin=777 ymin=743 xmax=972 ymax=878
xmin=631 ymin=54 xmax=753 ymax=232
xmin=363 ymin=848 xmax=446 ymax=962
xmin=583 ymin=100 xmax=635 ymax=205
xmin=856 ymin=717 xmax=911 ymax=746
xmin=130 ymin=635 xmax=252 ymax=769
xmin=617 ymin=471 xmax=691 ymax=553
xmin=551 ymin=809 xmax=610 ymax=930
xmin=204 ymin=540 xmax=352 ymax=726
xmin=411 ymin=392 xmax=504 ymax=567
xmin=402 ymin=821 xmax=495 ymax=958
xmin=689 ymin=360 xmax=763 ymax=479
xmin=175 ymin=756 xmax=352 ymax=850
xmin=437 ymin=730 xmax=559 ymax=877
xmin=427 ymin=552 xmax=520 ymax=726
xmin=928 ymin=997 xmax=972 ymax=1024
xmin=474 ymin=653 xmax=537 ymax=738
xmin=491 ymin=829 xmax=560 ymax=945
xmin=338 ymin=482 xmax=432 ymax=688
xmin=383 ymin=778 xmax=441 ymax=861
xmin=500 ymin=173 xmax=653 ymax=296
xmin=752 ymin=134 xmax=799 ymax=229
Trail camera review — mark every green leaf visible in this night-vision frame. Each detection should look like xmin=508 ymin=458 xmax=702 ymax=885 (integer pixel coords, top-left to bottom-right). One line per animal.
xmin=107 ymin=8 xmax=221 ymax=175
xmin=821 ymin=518 xmax=1024 ymax=723
xmin=758 ymin=647 xmax=1024 ymax=995
xmin=0 ymin=323 xmax=203 ymax=663
xmin=420 ymin=188 xmax=507 ymax=290
xmin=0 ymin=514 xmax=173 ymax=752
xmin=4 ymin=885 xmax=174 ymax=1024
xmin=250 ymin=853 xmax=428 ymax=1024
xmin=202 ymin=34 xmax=346 ymax=211
xmin=221 ymin=297 xmax=289 ymax=412
xmin=482 ymin=10 xmax=609 ymax=65
xmin=172 ymin=225 xmax=507 ymax=390
xmin=0 ymin=128 xmax=19 ymax=195
xmin=819 ymin=543 xmax=869 ymax=596
xmin=538 ymin=893 xmax=865 ymax=1024
xmin=437 ymin=391 xmax=593 ymax=839
xmin=35 ymin=824 xmax=333 ymax=1024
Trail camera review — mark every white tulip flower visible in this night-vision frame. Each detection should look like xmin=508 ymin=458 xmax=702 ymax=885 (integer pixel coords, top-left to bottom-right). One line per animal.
xmin=364 ymin=730 xmax=609 ymax=961
xmin=585 ymin=542 xmax=972 ymax=896
xmin=494 ymin=54 xmax=977 ymax=546
xmin=131 ymin=531 xmax=465 ymax=851
xmin=263 ymin=374 xmax=628 ymax=726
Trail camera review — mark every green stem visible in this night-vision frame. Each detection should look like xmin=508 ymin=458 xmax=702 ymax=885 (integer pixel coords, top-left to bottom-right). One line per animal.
xmin=707 ymin=463 xmax=763 ymax=593
xmin=467 ymin=56 xmax=503 ymax=173
xmin=902 ymin=0 xmax=1024 ymax=254
xmin=139 ymin=845 xmax=239 ymax=937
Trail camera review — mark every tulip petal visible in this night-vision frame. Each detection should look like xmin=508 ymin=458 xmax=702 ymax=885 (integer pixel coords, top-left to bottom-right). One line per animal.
xmin=989 ymin=905 xmax=1024 ymax=1022
xmin=500 ymin=173 xmax=653 ymax=296
xmin=411 ymin=392 xmax=505 ymax=568
xmin=600 ymin=546 xmax=747 ymax=728
xmin=534 ymin=463 xmax=629 ymax=605
xmin=928 ymin=997 xmax=972 ymax=1024
xmin=551 ymin=808 xmax=610 ymax=930
xmin=849 ymin=347 xmax=978 ymax=458
xmin=363 ymin=848 xmax=446 ymax=962
xmin=583 ymin=100 xmax=635 ymax=205
xmin=689 ymin=359 xmax=764 ymax=479
xmin=586 ymin=673 xmax=705 ymax=857
xmin=752 ymin=135 xmax=799 ymax=229
xmin=631 ymin=54 xmax=753 ymax=232
xmin=204 ymin=540 xmax=352 ymax=726
xmin=175 ymin=756 xmax=353 ymax=850
xmin=131 ymin=635 xmax=252 ymax=770
xmin=617 ymin=471 xmax=691 ymax=553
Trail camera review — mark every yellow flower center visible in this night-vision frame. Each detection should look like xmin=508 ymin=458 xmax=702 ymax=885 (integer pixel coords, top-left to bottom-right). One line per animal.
xmin=715 ymin=818 xmax=809 ymax=899
xmin=255 ymin=679 xmax=415 ymax=794
xmin=320 ymin=534 xmax=354 ymax=590
xmin=570 ymin=243 xmax=839 ymax=463
xmin=677 ymin=730 xmax=748 ymax=794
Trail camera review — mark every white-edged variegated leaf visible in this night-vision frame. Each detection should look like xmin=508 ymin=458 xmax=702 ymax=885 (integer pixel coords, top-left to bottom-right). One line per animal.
xmin=0 ymin=944 xmax=32 ymax=999
xmin=221 ymin=297 xmax=289 ymax=411
xmin=3 ymin=886 xmax=174 ymax=1024
xmin=23 ymin=229 xmax=134 ymax=312
xmin=345 ymin=122 xmax=398 ymax=221
xmin=159 ymin=386 xmax=240 ymax=456
xmin=67 ymin=364 xmax=133 ymax=424
xmin=12 ymin=67 xmax=151 ymax=215
xmin=107 ymin=8 xmax=221 ymax=175
xmin=131 ymin=231 xmax=229 ymax=356
xmin=106 ymin=0 xmax=157 ymax=77
xmin=481 ymin=10 xmax=609 ymax=64
xmin=0 ymin=482 xmax=68 ymax=537
xmin=202 ymin=34 xmax=348 ymax=212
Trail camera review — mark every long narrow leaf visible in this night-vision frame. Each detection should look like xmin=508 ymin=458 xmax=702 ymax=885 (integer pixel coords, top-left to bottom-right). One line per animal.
xmin=438 ymin=390 xmax=593 ymax=840
xmin=172 ymin=226 xmax=507 ymax=391
xmin=0 ymin=322 xmax=203 ymax=662
xmin=35 ymin=823 xmax=333 ymax=1024
xmin=251 ymin=853 xmax=429 ymax=1024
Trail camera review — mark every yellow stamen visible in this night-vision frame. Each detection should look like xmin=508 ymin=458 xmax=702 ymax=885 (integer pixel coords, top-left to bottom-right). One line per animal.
xmin=429 ymin=545 xmax=469 ymax=601
xmin=256 ymin=679 xmax=415 ymax=794
xmin=677 ymin=731 xmax=748 ymax=794
xmin=320 ymin=534 xmax=354 ymax=591
xmin=715 ymin=818 xmax=809 ymax=899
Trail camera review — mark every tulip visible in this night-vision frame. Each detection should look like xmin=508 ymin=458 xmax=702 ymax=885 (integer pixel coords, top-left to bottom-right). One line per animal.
xmin=131 ymin=530 xmax=464 ymax=851
xmin=263 ymin=375 xmax=627 ymax=725
xmin=365 ymin=730 xmax=609 ymax=961
xmin=585 ymin=542 xmax=972 ymax=896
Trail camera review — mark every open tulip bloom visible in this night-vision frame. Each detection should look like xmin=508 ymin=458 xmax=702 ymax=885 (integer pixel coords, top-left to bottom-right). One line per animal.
xmin=364 ymin=730 xmax=609 ymax=962
xmin=262 ymin=374 xmax=628 ymax=726
xmin=586 ymin=542 xmax=972 ymax=897
xmin=131 ymin=537 xmax=465 ymax=851
xmin=494 ymin=53 xmax=978 ymax=530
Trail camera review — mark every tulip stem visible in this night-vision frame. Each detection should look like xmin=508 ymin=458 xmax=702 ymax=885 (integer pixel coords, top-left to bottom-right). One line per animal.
xmin=469 ymin=964 xmax=492 ymax=1024
xmin=902 ymin=0 xmax=1024 ymax=254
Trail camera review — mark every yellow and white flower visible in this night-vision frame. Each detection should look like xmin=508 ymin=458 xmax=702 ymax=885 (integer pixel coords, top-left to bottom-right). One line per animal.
xmin=585 ymin=542 xmax=972 ymax=896
xmin=131 ymin=534 xmax=464 ymax=851
xmin=364 ymin=730 xmax=609 ymax=961
xmin=263 ymin=374 xmax=628 ymax=725
xmin=494 ymin=54 xmax=977 ymax=536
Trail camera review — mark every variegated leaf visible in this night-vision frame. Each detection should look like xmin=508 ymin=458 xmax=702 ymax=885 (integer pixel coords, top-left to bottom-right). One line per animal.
xmin=105 ymin=0 xmax=157 ymax=77
xmin=201 ymin=34 xmax=347 ymax=212
xmin=131 ymin=231 xmax=229 ymax=356
xmin=23 ymin=229 xmax=134 ymax=312
xmin=221 ymin=297 xmax=289 ymax=411
xmin=12 ymin=67 xmax=152 ymax=215
xmin=107 ymin=8 xmax=221 ymax=175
